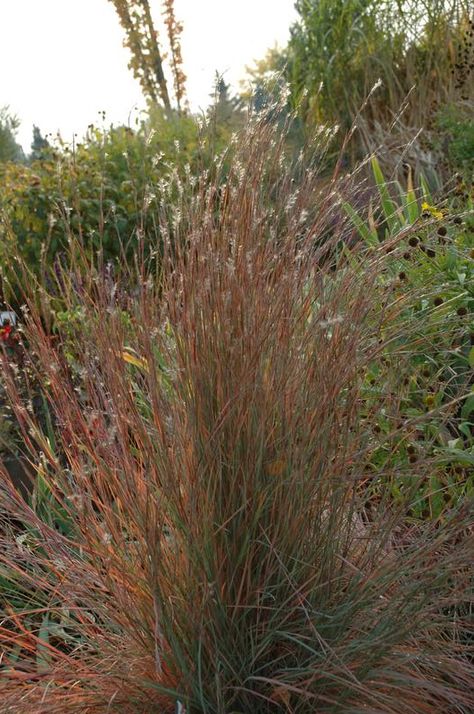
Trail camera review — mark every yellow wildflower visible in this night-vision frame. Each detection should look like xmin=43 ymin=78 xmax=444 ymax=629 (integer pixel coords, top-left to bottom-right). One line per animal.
xmin=421 ymin=202 xmax=444 ymax=220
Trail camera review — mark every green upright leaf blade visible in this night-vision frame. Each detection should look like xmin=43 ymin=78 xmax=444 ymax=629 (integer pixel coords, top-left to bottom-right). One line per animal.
xmin=371 ymin=156 xmax=399 ymax=234
xmin=342 ymin=201 xmax=379 ymax=246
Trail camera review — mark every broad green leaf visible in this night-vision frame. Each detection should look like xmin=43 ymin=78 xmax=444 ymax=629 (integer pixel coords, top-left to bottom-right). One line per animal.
xmin=469 ymin=346 xmax=474 ymax=369
xmin=405 ymin=168 xmax=419 ymax=223
xmin=442 ymin=450 xmax=474 ymax=466
xmin=420 ymin=173 xmax=433 ymax=204
xmin=37 ymin=614 xmax=51 ymax=674
xmin=342 ymin=201 xmax=379 ymax=246
xmin=371 ymin=156 xmax=399 ymax=234
xmin=459 ymin=421 xmax=473 ymax=438
xmin=429 ymin=475 xmax=444 ymax=520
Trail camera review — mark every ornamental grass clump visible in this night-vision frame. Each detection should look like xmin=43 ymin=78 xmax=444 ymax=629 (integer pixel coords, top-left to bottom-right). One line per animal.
xmin=0 ymin=110 xmax=473 ymax=713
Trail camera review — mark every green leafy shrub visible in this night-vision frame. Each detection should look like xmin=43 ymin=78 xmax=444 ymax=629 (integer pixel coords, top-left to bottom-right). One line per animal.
xmin=434 ymin=104 xmax=474 ymax=178
xmin=0 ymin=109 xmax=205 ymax=290
xmin=346 ymin=158 xmax=474 ymax=517
xmin=272 ymin=0 xmax=473 ymax=179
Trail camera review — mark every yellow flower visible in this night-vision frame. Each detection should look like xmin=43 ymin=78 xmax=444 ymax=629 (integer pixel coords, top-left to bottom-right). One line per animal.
xmin=421 ymin=202 xmax=444 ymax=220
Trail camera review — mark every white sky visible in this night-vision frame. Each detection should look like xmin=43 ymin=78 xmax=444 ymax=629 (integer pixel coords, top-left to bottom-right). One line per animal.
xmin=0 ymin=0 xmax=297 ymax=152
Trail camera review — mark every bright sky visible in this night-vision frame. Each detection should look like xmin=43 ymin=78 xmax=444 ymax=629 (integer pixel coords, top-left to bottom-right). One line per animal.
xmin=0 ymin=0 xmax=297 ymax=152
